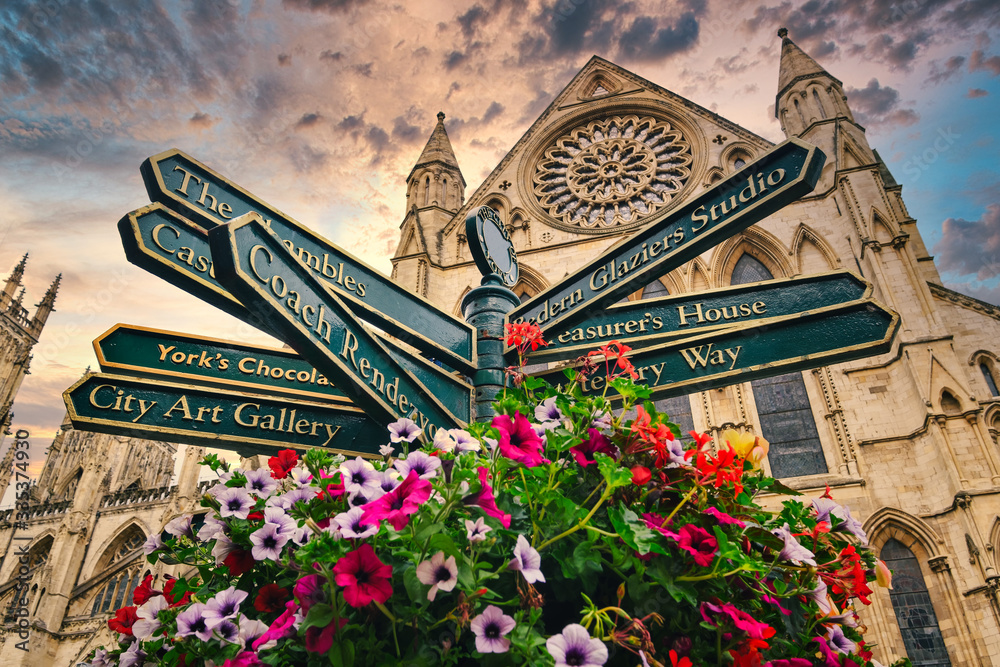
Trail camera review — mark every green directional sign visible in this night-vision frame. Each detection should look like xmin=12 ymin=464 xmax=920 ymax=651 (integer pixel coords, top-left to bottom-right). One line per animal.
xmin=528 ymin=270 xmax=870 ymax=364
xmin=63 ymin=373 xmax=387 ymax=458
xmin=531 ymin=299 xmax=898 ymax=401
xmin=507 ymin=138 xmax=826 ymax=336
xmin=118 ymin=206 xmax=473 ymax=422
xmin=141 ymin=149 xmax=476 ymax=373
xmin=210 ymin=213 xmax=466 ymax=440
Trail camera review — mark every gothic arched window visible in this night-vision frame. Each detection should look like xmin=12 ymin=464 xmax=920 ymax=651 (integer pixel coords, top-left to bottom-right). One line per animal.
xmin=424 ymin=176 xmax=430 ymax=206
xmin=89 ymin=525 xmax=147 ymax=615
xmin=731 ymin=254 xmax=827 ymax=477
xmin=980 ymin=362 xmax=999 ymax=397
xmin=881 ymin=539 xmax=951 ymax=666
xmin=812 ymin=88 xmax=828 ymax=118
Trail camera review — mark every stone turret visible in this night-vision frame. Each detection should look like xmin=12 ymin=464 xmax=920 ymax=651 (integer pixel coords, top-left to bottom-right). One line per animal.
xmin=405 ymin=111 xmax=466 ymax=213
xmin=31 ymin=274 xmax=60 ymax=337
xmin=775 ymin=27 xmax=854 ymax=138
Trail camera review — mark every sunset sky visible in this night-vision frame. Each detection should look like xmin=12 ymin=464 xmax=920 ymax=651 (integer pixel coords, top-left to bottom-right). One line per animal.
xmin=1 ymin=0 xmax=998 ymax=473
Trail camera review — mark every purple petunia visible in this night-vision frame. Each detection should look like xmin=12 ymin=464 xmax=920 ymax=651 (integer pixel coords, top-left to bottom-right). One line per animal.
xmin=388 ymin=417 xmax=422 ymax=443
xmin=132 ymin=595 xmax=169 ymax=640
xmin=143 ymin=532 xmax=164 ymax=556
xmin=118 ymin=641 xmax=147 ymax=667
xmin=176 ymin=602 xmax=214 ymax=641
xmin=416 ymin=551 xmax=458 ymax=601
xmin=197 ymin=515 xmax=227 ymax=542
xmin=289 ymin=466 xmax=313 ymax=487
xmin=217 ymin=486 xmax=255 ymax=520
xmin=535 ymin=397 xmax=564 ymax=425
xmin=466 ymin=517 xmax=492 ymax=543
xmin=244 ymin=468 xmax=279 ymax=497
xmin=239 ymin=617 xmax=269 ymax=649
xmin=212 ymin=534 xmax=238 ymax=565
xmin=509 ymin=534 xmax=545 ymax=583
xmin=334 ymin=507 xmax=379 ymax=539
xmin=470 ymin=605 xmax=515 ymax=653
xmin=263 ymin=506 xmax=297 ymax=537
xmin=214 ymin=618 xmax=240 ymax=644
xmin=164 ymin=514 xmax=193 ymax=538
xmin=394 ymin=450 xmax=441 ymax=480
xmin=827 ymin=624 xmax=856 ymax=654
xmin=204 ymin=586 xmax=248 ymax=628
xmin=812 ymin=497 xmax=868 ymax=544
xmin=340 ymin=457 xmax=381 ymax=496
xmin=250 ymin=523 xmax=290 ymax=561
xmin=772 ymin=523 xmax=817 ymax=566
xmin=547 ymin=623 xmax=609 ymax=667
xmin=379 ymin=442 xmax=395 ymax=457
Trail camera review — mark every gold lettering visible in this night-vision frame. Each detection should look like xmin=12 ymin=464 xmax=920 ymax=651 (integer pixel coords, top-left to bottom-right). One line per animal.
xmin=151 ymin=223 xmax=179 ymax=255
xmin=172 ymin=166 xmax=201 ymax=197
xmin=88 ymin=384 xmax=116 ymax=409
xmin=234 ymin=403 xmax=259 ymax=427
xmin=249 ymin=245 xmax=273 ymax=283
xmin=162 ymin=395 xmax=195 ymax=420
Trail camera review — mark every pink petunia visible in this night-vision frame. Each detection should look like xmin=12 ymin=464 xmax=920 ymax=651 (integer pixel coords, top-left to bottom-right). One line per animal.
xmin=493 ymin=412 xmax=546 ymax=467
xmin=702 ymin=506 xmax=745 ymax=527
xmin=642 ymin=512 xmax=680 ymax=541
xmin=569 ymin=428 xmax=618 ymax=467
xmin=332 ymin=543 xmax=393 ymax=608
xmin=677 ymin=524 xmax=717 ymax=567
xmin=252 ymin=600 xmax=300 ymax=650
xmin=462 ymin=467 xmax=512 ymax=529
xmin=359 ymin=470 xmax=432 ymax=531
xmin=700 ymin=602 xmax=775 ymax=641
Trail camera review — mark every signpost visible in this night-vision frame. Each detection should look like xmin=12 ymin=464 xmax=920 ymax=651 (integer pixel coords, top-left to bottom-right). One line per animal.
xmin=530 ymin=299 xmax=899 ymax=401
xmin=507 ymin=138 xmax=826 ymax=336
xmin=64 ymin=373 xmax=387 ymax=458
xmin=528 ymin=270 xmax=871 ymax=364
xmin=210 ymin=213 xmax=466 ymax=440
xmin=141 ymin=149 xmax=477 ymax=373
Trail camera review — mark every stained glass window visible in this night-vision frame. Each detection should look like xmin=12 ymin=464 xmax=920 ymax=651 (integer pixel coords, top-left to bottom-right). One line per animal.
xmin=881 ymin=539 xmax=951 ymax=666
xmin=980 ymin=363 xmax=998 ymax=397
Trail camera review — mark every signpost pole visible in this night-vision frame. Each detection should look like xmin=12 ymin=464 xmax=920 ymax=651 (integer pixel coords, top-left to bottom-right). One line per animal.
xmin=462 ymin=275 xmax=519 ymax=422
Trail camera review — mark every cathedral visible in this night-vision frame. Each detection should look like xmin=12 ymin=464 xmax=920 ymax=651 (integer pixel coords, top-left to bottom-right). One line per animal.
xmin=2 ymin=30 xmax=1000 ymax=666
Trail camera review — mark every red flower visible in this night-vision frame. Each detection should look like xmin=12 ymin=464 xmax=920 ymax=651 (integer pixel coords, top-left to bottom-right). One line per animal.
xmin=631 ymin=465 xmax=652 ymax=486
xmin=163 ymin=578 xmax=192 ymax=607
xmin=569 ymin=428 xmax=618 ymax=467
xmin=108 ymin=606 xmax=138 ymax=635
xmin=247 ymin=511 xmax=264 ymax=521
xmin=306 ymin=618 xmax=348 ymax=653
xmin=254 ymin=583 xmax=291 ymax=613
xmin=360 ymin=469 xmax=432 ymax=531
xmin=695 ymin=445 xmax=744 ymax=496
xmin=223 ymin=548 xmax=257 ymax=577
xmin=669 ymin=650 xmax=693 ymax=667
xmin=677 ymin=524 xmax=718 ymax=567
xmin=268 ymin=449 xmax=298 ymax=479
xmin=700 ymin=602 xmax=775 ymax=642
xmin=505 ymin=322 xmax=548 ymax=354
xmin=333 ymin=543 xmax=393 ymax=608
xmin=689 ymin=430 xmax=712 ymax=448
xmin=588 ymin=340 xmax=639 ymax=381
xmin=462 ymin=466 xmax=512 ymax=528
xmin=493 ymin=412 xmax=545 ymax=467
xmin=132 ymin=575 xmax=156 ymax=605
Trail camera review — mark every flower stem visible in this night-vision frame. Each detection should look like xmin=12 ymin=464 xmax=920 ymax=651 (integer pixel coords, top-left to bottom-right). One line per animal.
xmin=538 ymin=487 xmax=612 ymax=550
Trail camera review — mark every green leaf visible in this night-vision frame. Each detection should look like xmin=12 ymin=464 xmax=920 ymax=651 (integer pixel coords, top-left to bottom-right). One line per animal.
xmin=427 ymin=534 xmax=461 ymax=559
xmin=302 ymin=603 xmax=333 ymax=631
xmin=329 ymin=639 xmax=355 ymax=667
xmin=595 ymin=453 xmax=633 ymax=489
xmin=403 ymin=566 xmax=426 ymax=604
xmin=765 ymin=478 xmax=804 ymax=496
xmin=414 ymin=522 xmax=444 ymax=542
xmin=608 ymin=505 xmax=667 ymax=556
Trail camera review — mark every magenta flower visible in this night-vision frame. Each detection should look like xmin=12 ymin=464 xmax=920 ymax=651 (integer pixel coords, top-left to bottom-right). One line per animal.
xmin=305 ymin=618 xmax=347 ymax=653
xmin=509 ymin=534 xmax=545 ymax=583
xmin=388 ymin=417 xmax=422 ymax=443
xmin=333 ymin=543 xmax=393 ymax=608
xmin=677 ymin=524 xmax=717 ymax=567
xmin=493 ymin=412 xmax=546 ymax=467
xmin=360 ymin=470 xmax=432 ymax=531
xmin=546 ymin=623 xmax=608 ymax=667
xmin=463 ymin=466 xmax=512 ymax=529
xmin=293 ymin=574 xmax=327 ymax=613
xmin=642 ymin=512 xmax=680 ymax=541
xmin=812 ymin=636 xmax=842 ymax=667
xmin=569 ymin=428 xmax=618 ymax=467
xmin=471 ymin=605 xmax=515 ymax=653
xmin=702 ymin=507 xmax=745 ymax=527
xmin=700 ymin=602 xmax=774 ymax=641
xmin=252 ymin=600 xmax=300 ymax=650
xmin=415 ymin=551 xmax=458 ymax=601
xmin=222 ymin=651 xmax=262 ymax=667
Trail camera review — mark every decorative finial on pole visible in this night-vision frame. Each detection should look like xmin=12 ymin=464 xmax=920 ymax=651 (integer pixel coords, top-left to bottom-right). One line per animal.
xmin=777 ymin=27 xmax=788 ymax=39
xmin=437 ymin=111 xmax=446 ymax=122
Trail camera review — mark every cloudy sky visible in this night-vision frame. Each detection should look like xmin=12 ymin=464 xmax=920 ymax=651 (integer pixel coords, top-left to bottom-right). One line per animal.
xmin=1 ymin=0 xmax=998 ymax=474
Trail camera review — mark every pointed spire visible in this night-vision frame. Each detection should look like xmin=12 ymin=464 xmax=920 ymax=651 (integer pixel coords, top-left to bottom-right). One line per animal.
xmin=775 ymin=27 xmax=841 ymax=103
xmin=31 ymin=273 xmax=60 ymax=335
xmin=4 ymin=253 xmax=28 ymax=298
xmin=407 ymin=111 xmax=465 ymax=186
xmin=39 ymin=273 xmax=61 ymax=307
xmin=14 ymin=287 xmax=25 ymax=305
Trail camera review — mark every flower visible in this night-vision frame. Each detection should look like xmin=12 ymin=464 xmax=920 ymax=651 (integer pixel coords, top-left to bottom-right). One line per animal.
xmin=703 ymin=506 xmax=745 ymax=527
xmin=463 ymin=466 xmax=512 ymax=529
xmin=107 ymin=606 xmax=137 ymax=635
xmin=131 ymin=575 xmax=156 ymax=605
xmin=465 ymin=517 xmax=492 ymax=542
xmin=340 ymin=457 xmax=381 ymax=495
xmin=142 ymin=532 xmax=164 ymax=555
xmin=493 ymin=412 xmax=546 ymax=467
xmin=416 ymin=551 xmax=458 ymax=601
xmin=394 ymin=450 xmax=442 ymax=480
xmin=118 ymin=641 xmax=146 ymax=667
xmin=812 ymin=497 xmax=868 ymax=544
xmin=826 ymin=624 xmax=856 ymax=654
xmin=535 ymin=397 xmax=564 ymax=425
xmin=262 ymin=506 xmax=297 ymax=536
xmin=214 ymin=618 xmax=240 ymax=643
xmin=164 ymin=514 xmax=193 ymax=538
xmin=306 ymin=618 xmax=348 ymax=653
xmin=203 ymin=586 xmax=248 ymax=628
xmin=643 ymin=512 xmax=680 ymax=541
xmin=244 ymin=468 xmax=279 ymax=497
xmin=772 ymin=523 xmax=817 ymax=566
xmin=700 ymin=602 xmax=775 ymax=641
xmin=254 ymin=583 xmax=291 ymax=613
xmin=294 ymin=574 xmax=328 ymax=612
xmin=131 ymin=595 xmax=168 ymax=640
xmin=360 ymin=469 xmax=432 ymax=531
xmin=570 ymin=428 xmax=618 ymax=467
xmin=509 ymin=534 xmax=546 ymax=583
xmin=217 ymin=486 xmax=256 ymax=520
xmin=268 ymin=449 xmax=298 ymax=478
xmin=721 ymin=428 xmax=769 ymax=464
xmin=334 ymin=507 xmax=380 ymax=539
xmin=333 ymin=543 xmax=393 ymax=607
xmin=239 ymin=617 xmax=270 ymax=649
xmin=252 ymin=600 xmax=300 ymax=650
xmin=197 ymin=515 xmax=227 ymax=542
xmin=379 ymin=442 xmax=395 ymax=457
xmin=677 ymin=524 xmax=718 ymax=567
xmin=471 ymin=605 xmax=515 ymax=653
xmin=506 ymin=321 xmax=547 ymax=353
xmin=176 ymin=602 xmax=214 ymax=641
xmin=546 ymin=623 xmax=609 ymax=667
xmin=388 ymin=417 xmax=422 ymax=443
xmin=875 ymin=559 xmax=893 ymax=589
xmin=668 ymin=650 xmax=692 ymax=667
xmin=631 ymin=465 xmax=652 ymax=485
xmin=250 ymin=522 xmax=290 ymax=561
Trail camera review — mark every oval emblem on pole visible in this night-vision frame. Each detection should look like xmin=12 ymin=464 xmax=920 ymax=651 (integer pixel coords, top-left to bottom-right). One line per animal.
xmin=465 ymin=205 xmax=519 ymax=286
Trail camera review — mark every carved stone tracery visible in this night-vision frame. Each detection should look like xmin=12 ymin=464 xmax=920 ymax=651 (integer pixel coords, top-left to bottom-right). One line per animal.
xmin=532 ymin=115 xmax=692 ymax=231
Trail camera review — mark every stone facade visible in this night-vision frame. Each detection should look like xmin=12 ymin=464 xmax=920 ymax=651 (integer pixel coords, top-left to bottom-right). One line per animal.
xmin=2 ymin=32 xmax=999 ymax=666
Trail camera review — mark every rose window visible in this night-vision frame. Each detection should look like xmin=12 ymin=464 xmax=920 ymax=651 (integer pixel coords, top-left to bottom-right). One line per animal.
xmin=532 ymin=115 xmax=692 ymax=231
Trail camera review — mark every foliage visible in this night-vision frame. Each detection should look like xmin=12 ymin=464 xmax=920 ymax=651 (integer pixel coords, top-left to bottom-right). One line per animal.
xmin=82 ymin=328 xmax=906 ymax=667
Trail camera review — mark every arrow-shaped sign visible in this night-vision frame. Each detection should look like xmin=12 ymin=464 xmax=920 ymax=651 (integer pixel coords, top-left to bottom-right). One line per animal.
xmin=508 ymin=138 xmax=826 ymax=335
xmin=141 ymin=149 xmax=477 ymax=373
xmin=530 ymin=299 xmax=898 ymax=401
xmin=118 ymin=205 xmax=472 ymax=422
xmin=527 ymin=270 xmax=870 ymax=364
xmin=210 ymin=213 xmax=465 ymax=440
xmin=63 ymin=373 xmax=387 ymax=458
